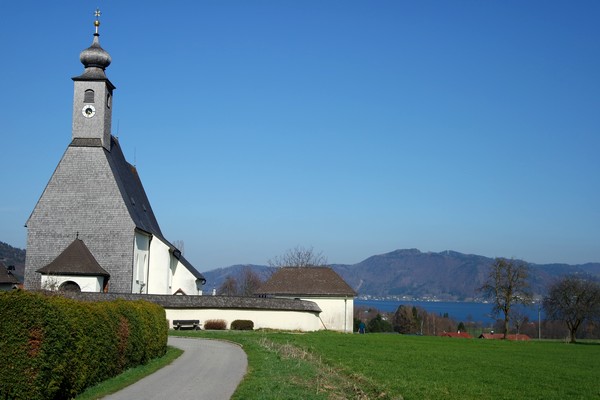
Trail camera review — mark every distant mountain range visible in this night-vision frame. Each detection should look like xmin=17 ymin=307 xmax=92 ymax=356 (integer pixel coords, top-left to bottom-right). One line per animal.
xmin=3 ymin=242 xmax=599 ymax=300
xmin=202 ymin=249 xmax=600 ymax=301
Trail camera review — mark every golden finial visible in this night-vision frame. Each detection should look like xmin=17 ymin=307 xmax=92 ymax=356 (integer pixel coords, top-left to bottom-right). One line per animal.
xmin=94 ymin=8 xmax=101 ymax=34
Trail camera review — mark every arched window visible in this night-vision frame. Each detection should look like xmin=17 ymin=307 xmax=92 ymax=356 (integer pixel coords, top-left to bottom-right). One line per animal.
xmin=84 ymin=89 xmax=95 ymax=103
xmin=59 ymin=281 xmax=81 ymax=292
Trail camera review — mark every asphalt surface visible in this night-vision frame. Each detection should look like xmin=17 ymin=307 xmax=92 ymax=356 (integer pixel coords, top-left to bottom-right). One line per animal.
xmin=104 ymin=336 xmax=248 ymax=400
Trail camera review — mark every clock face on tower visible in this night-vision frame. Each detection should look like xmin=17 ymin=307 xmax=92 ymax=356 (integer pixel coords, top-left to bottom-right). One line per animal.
xmin=82 ymin=104 xmax=96 ymax=118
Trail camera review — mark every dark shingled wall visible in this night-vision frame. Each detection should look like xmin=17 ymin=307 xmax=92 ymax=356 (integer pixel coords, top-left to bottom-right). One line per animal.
xmin=25 ymin=143 xmax=135 ymax=292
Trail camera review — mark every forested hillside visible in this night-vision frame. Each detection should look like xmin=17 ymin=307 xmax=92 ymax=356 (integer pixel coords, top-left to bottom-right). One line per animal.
xmin=0 ymin=241 xmax=25 ymax=280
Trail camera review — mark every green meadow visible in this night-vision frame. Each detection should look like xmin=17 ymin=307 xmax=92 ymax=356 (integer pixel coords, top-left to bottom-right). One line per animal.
xmin=173 ymin=330 xmax=600 ymax=400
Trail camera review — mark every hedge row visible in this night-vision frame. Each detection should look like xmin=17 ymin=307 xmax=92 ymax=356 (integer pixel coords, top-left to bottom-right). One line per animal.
xmin=231 ymin=320 xmax=254 ymax=330
xmin=0 ymin=290 xmax=168 ymax=400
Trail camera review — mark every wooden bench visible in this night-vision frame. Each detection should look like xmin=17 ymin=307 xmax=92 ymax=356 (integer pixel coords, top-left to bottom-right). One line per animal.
xmin=173 ymin=319 xmax=201 ymax=330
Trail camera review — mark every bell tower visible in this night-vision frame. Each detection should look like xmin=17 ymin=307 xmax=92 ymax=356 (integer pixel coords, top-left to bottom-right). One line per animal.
xmin=71 ymin=9 xmax=115 ymax=151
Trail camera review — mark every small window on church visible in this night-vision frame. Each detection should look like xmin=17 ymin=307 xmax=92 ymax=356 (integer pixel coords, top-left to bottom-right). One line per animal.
xmin=107 ymin=93 xmax=112 ymax=108
xmin=84 ymin=89 xmax=95 ymax=103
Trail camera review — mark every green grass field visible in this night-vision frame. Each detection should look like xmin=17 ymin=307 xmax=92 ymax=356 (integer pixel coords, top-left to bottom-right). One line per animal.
xmin=172 ymin=330 xmax=600 ymax=400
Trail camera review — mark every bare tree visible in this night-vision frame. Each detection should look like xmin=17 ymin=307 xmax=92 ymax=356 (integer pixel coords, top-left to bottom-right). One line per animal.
xmin=268 ymin=246 xmax=328 ymax=268
xmin=238 ymin=266 xmax=264 ymax=296
xmin=479 ymin=258 xmax=533 ymax=339
xmin=217 ymin=276 xmax=238 ymax=296
xmin=510 ymin=307 xmax=529 ymax=335
xmin=543 ymin=275 xmax=600 ymax=343
xmin=173 ymin=240 xmax=185 ymax=255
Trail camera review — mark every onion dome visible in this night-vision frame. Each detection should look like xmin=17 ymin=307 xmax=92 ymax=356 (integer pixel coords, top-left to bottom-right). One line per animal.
xmin=74 ymin=9 xmax=112 ymax=80
xmin=80 ymin=34 xmax=112 ymax=70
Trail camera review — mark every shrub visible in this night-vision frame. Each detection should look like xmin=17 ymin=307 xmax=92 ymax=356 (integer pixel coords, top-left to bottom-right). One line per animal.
xmin=204 ymin=319 xmax=227 ymax=330
xmin=231 ymin=319 xmax=254 ymax=330
xmin=0 ymin=291 xmax=167 ymax=400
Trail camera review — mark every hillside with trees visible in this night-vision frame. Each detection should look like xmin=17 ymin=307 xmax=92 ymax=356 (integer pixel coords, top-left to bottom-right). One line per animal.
xmin=0 ymin=241 xmax=26 ymax=281
xmin=203 ymin=249 xmax=600 ymax=301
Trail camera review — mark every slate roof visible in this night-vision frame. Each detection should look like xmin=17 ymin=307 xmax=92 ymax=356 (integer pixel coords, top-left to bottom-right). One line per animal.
xmin=255 ymin=267 xmax=356 ymax=297
xmin=36 ymin=238 xmax=109 ymax=277
xmin=60 ymin=292 xmax=322 ymax=313
xmin=104 ymin=136 xmax=164 ymax=237
xmin=0 ymin=262 xmax=20 ymax=284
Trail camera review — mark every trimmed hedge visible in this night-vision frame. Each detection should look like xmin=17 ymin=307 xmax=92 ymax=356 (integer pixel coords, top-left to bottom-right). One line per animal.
xmin=231 ymin=319 xmax=254 ymax=330
xmin=0 ymin=290 xmax=167 ymax=400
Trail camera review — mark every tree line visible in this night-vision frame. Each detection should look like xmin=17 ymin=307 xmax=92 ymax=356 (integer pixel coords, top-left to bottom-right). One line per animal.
xmin=355 ymin=258 xmax=600 ymax=341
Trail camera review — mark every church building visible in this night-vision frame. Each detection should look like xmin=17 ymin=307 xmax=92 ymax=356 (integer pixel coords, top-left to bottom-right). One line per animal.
xmin=24 ymin=11 xmax=205 ymax=295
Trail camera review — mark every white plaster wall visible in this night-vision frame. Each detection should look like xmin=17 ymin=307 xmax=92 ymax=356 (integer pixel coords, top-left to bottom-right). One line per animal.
xmin=132 ymin=232 xmax=151 ymax=294
xmin=293 ymin=297 xmax=354 ymax=332
xmin=170 ymin=259 xmax=201 ymax=295
xmin=41 ymin=275 xmax=103 ymax=292
xmin=322 ymin=297 xmax=354 ymax=332
xmin=166 ymin=308 xmax=324 ymax=331
xmin=146 ymin=237 xmax=170 ymax=294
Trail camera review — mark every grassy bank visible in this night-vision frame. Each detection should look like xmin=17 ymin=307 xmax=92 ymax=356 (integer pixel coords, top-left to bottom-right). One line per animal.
xmin=172 ymin=330 xmax=600 ymax=400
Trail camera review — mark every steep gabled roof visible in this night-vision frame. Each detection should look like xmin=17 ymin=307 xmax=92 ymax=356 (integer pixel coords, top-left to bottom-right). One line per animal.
xmin=0 ymin=262 xmax=20 ymax=284
xmin=255 ymin=267 xmax=356 ymax=297
xmin=37 ymin=238 xmax=109 ymax=276
xmin=104 ymin=136 xmax=163 ymax=236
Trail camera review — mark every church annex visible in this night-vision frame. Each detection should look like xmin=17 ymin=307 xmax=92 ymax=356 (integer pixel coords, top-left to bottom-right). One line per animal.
xmin=24 ymin=11 xmax=205 ymax=295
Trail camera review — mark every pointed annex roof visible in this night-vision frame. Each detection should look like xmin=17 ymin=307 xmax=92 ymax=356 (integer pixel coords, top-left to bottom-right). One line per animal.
xmin=255 ymin=267 xmax=356 ymax=297
xmin=37 ymin=238 xmax=109 ymax=277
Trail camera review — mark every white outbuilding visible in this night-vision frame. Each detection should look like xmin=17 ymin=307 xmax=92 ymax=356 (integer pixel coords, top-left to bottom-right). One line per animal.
xmin=255 ymin=267 xmax=356 ymax=333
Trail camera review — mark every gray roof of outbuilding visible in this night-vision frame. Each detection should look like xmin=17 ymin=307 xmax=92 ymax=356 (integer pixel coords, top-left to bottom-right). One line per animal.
xmin=37 ymin=239 xmax=110 ymax=276
xmin=255 ymin=267 xmax=356 ymax=297
xmin=60 ymin=292 xmax=322 ymax=313
xmin=0 ymin=262 xmax=20 ymax=284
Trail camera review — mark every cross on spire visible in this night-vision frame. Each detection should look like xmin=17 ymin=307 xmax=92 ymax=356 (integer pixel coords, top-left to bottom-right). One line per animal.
xmin=94 ymin=8 xmax=101 ymax=34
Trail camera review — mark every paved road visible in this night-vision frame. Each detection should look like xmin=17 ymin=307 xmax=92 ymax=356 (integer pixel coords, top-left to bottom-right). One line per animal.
xmin=104 ymin=336 xmax=248 ymax=400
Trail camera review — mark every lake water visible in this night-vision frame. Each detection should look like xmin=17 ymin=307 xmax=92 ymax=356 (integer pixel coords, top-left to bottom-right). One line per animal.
xmin=355 ymin=299 xmax=541 ymax=324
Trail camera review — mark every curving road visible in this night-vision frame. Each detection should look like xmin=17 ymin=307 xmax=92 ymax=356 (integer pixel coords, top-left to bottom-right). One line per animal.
xmin=104 ymin=336 xmax=248 ymax=400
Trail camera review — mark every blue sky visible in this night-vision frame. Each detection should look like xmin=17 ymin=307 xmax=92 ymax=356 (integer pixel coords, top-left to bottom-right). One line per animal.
xmin=1 ymin=1 xmax=599 ymax=270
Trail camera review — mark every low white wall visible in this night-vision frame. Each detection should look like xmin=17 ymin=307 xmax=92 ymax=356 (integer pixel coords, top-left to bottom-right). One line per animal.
xmin=166 ymin=308 xmax=325 ymax=332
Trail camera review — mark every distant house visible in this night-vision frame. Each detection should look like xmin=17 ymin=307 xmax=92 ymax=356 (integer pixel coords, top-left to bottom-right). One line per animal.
xmin=255 ymin=267 xmax=356 ymax=332
xmin=0 ymin=262 xmax=20 ymax=291
xmin=479 ymin=333 xmax=530 ymax=341
xmin=439 ymin=331 xmax=472 ymax=339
